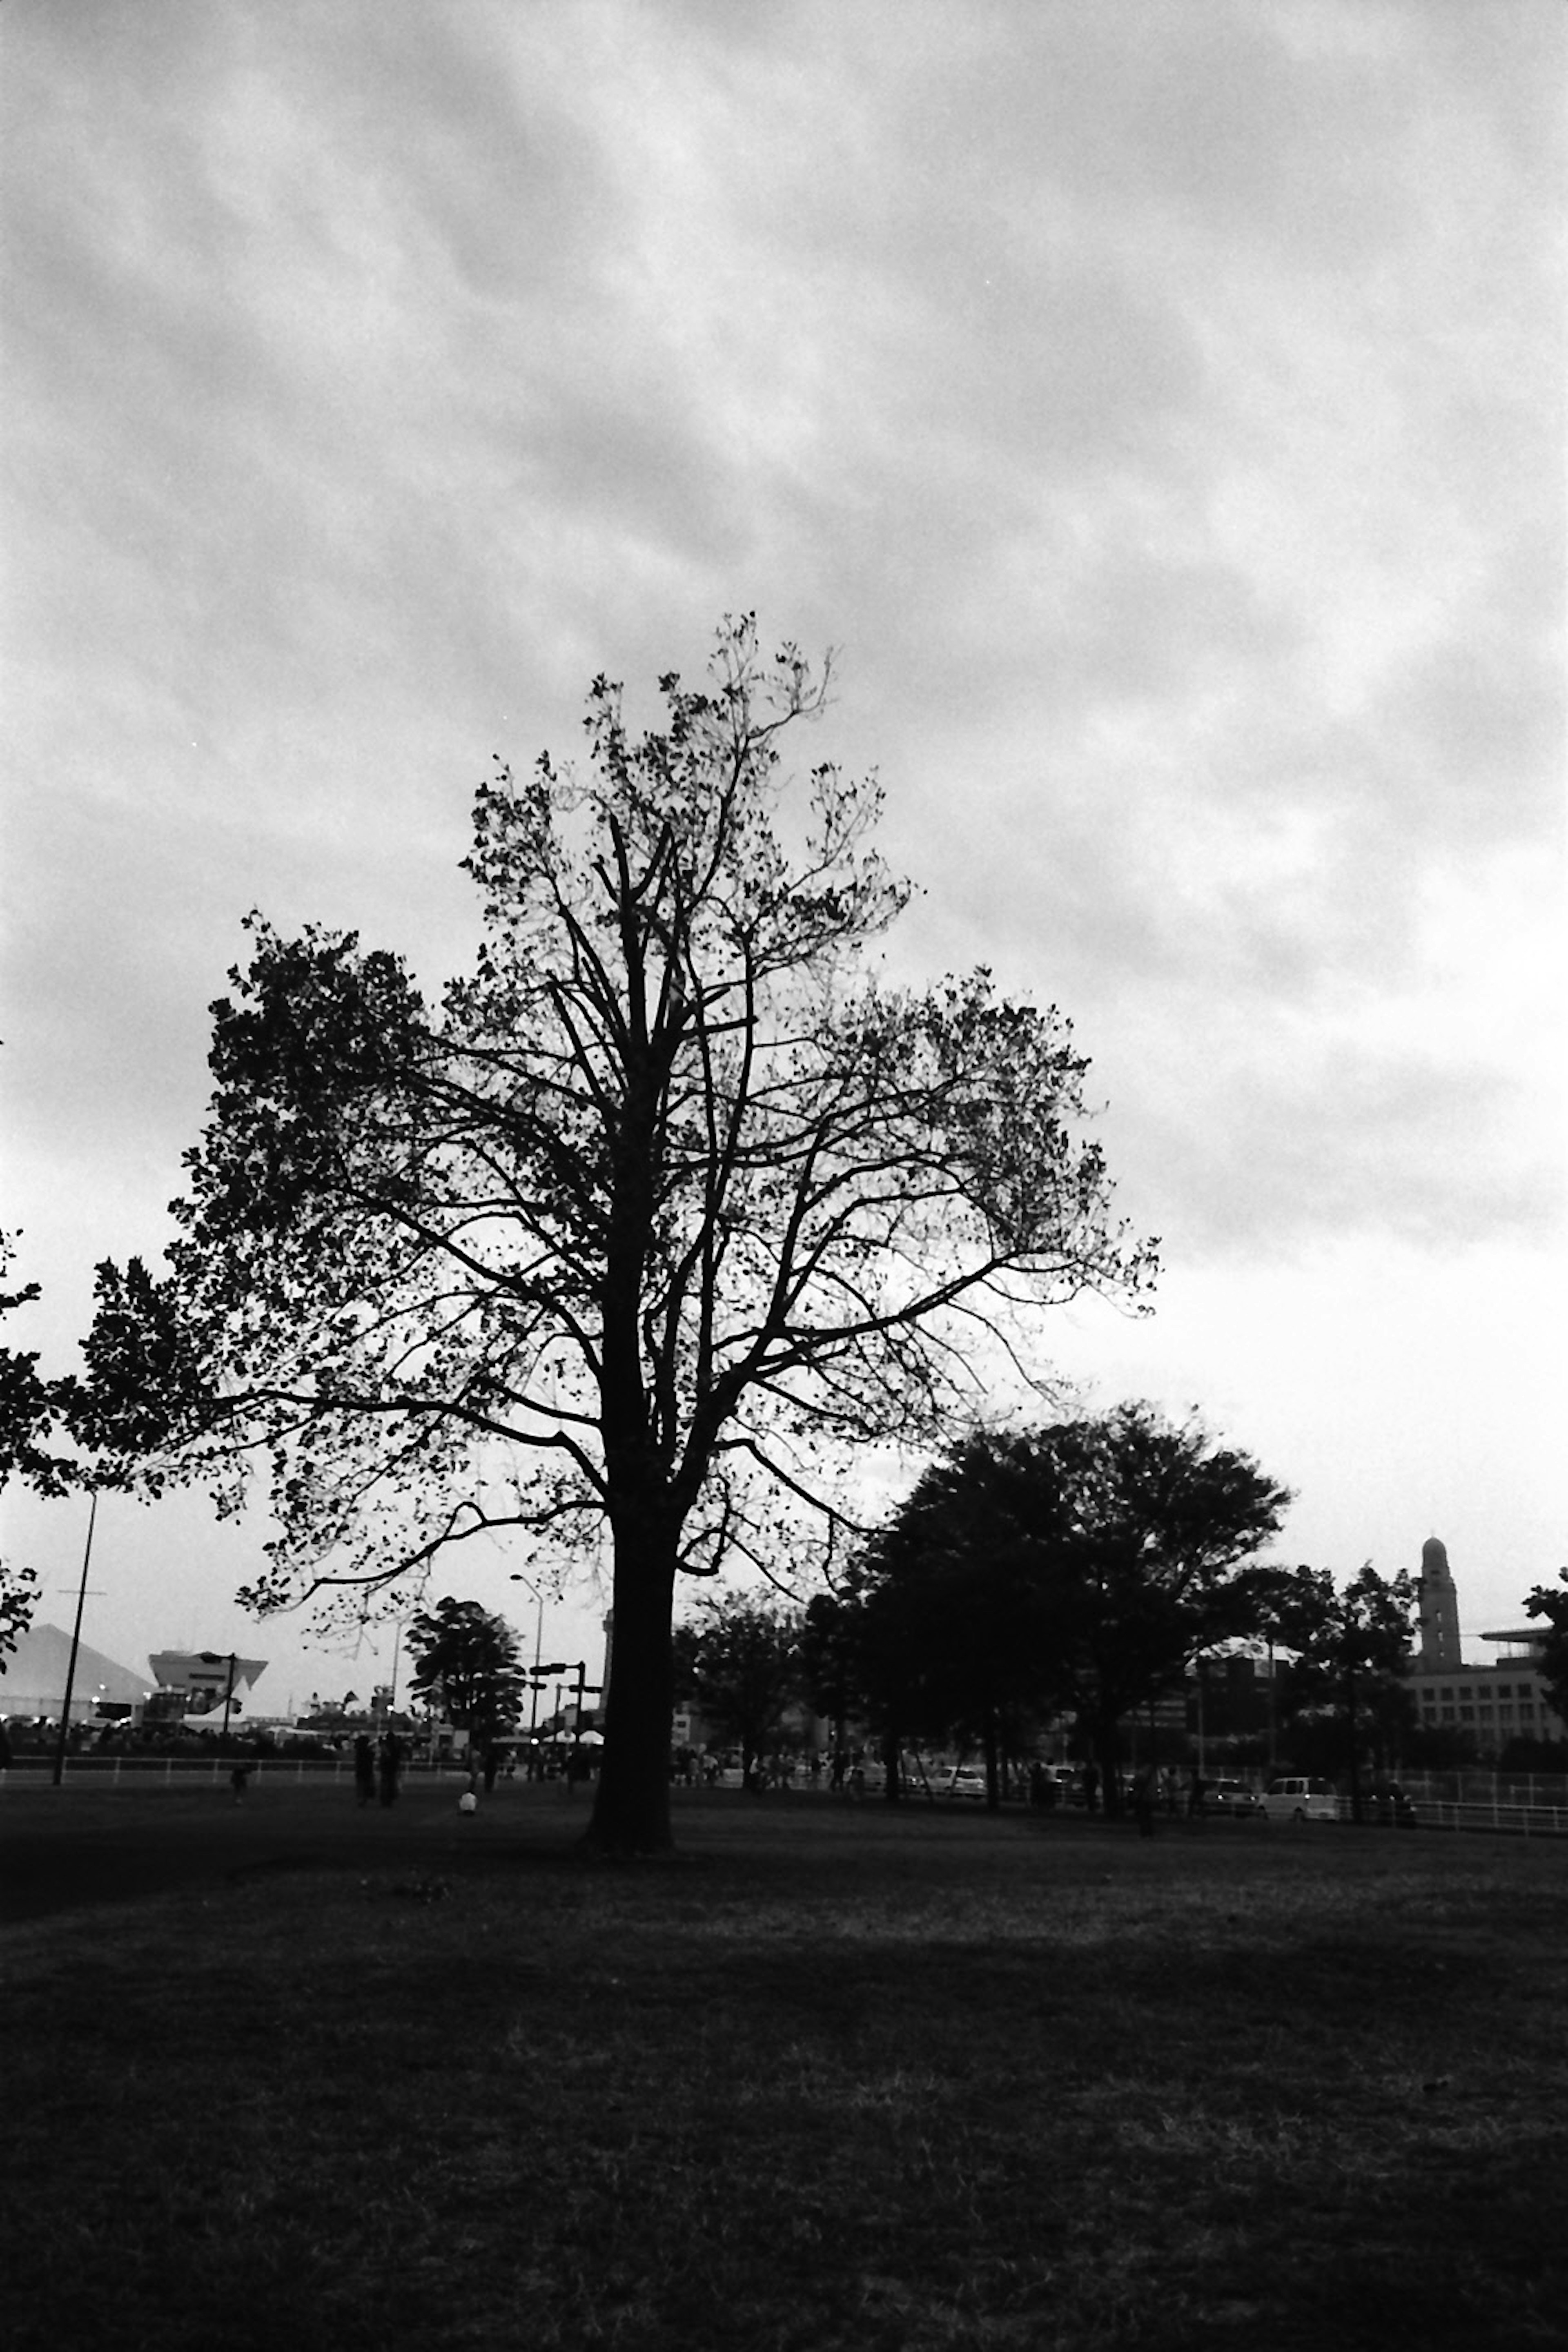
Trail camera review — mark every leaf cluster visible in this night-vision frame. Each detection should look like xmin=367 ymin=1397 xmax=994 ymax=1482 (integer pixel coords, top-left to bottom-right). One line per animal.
xmin=1 ymin=1230 xmax=81 ymax=1662
xmin=1522 ymin=1570 xmax=1568 ymax=1723
xmin=1263 ymin=1560 xmax=1418 ymax=1691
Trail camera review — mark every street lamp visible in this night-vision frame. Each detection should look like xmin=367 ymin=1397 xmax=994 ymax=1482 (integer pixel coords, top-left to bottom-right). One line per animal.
xmin=51 ymin=1493 xmax=102 ymax=1788
xmin=509 ymin=1572 xmax=547 ymax=1749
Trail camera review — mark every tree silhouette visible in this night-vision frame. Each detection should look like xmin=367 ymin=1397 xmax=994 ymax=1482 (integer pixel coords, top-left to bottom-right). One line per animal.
xmin=0 ymin=1230 xmax=78 ymax=1660
xmin=857 ymin=1408 xmax=1290 ymax=1809
xmin=1522 ymin=1570 xmax=1568 ymax=1726
xmin=671 ymin=1592 xmax=803 ymax=1787
xmin=406 ymin=1598 xmax=525 ymax=1745
xmin=1266 ymin=1561 xmax=1418 ymax=1819
xmin=75 ymin=619 xmax=1152 ymax=1850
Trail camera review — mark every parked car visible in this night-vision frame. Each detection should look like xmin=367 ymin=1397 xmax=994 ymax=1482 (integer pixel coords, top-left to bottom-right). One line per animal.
xmin=938 ymin=1766 xmax=989 ymax=1801
xmin=1259 ymin=1775 xmax=1341 ymax=1824
xmin=1207 ymin=1778 xmax=1263 ymax=1818
xmin=1364 ymin=1782 xmax=1419 ymax=1828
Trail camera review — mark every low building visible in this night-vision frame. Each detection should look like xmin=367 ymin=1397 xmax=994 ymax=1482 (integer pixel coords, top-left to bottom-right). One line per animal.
xmin=1405 ymin=1629 xmax=1563 ymax=1755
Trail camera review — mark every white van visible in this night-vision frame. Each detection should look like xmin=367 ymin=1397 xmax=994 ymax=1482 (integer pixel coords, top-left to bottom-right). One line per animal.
xmin=1259 ymin=1775 xmax=1341 ymax=1824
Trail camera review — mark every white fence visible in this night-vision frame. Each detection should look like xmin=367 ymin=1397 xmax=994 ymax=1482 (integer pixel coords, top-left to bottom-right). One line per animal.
xmin=3 ymin=1754 xmax=421 ymax=1787
xmin=1405 ymin=1797 xmax=1568 ymax=1838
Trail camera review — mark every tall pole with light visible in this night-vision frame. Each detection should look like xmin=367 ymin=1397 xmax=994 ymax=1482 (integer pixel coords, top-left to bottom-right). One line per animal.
xmin=51 ymin=1492 xmax=100 ymax=1788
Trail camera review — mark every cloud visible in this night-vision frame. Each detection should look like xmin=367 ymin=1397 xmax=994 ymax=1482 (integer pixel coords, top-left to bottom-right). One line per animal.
xmin=1 ymin=0 xmax=1560 ymax=1701
xmin=2 ymin=0 xmax=1559 ymax=1289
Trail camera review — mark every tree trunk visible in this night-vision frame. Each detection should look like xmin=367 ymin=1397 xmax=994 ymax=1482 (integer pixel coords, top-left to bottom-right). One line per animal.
xmin=1344 ymin=1667 xmax=1364 ymax=1825
xmin=584 ymin=1523 xmax=677 ymax=1854
xmin=1094 ymin=1716 xmax=1123 ymax=1816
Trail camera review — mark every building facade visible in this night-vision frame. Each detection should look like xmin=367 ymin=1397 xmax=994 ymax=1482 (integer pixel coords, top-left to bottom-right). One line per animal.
xmin=147 ymin=1649 xmax=269 ymax=1715
xmin=1403 ymin=1540 xmax=1563 ymax=1756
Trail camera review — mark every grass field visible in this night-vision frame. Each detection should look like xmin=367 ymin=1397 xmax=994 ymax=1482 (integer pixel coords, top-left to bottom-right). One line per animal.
xmin=3 ymin=1779 xmax=1565 ymax=2351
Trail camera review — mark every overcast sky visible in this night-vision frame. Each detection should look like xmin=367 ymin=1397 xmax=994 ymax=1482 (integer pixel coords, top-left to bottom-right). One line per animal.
xmin=2 ymin=0 xmax=1563 ymax=1710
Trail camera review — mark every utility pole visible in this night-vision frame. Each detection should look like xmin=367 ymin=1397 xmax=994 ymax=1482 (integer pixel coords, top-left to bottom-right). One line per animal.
xmin=51 ymin=1493 xmax=100 ymax=1788
xmin=562 ymin=1660 xmax=604 ymax=1775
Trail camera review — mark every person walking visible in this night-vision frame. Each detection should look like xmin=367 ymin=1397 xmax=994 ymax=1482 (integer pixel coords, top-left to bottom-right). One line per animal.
xmin=353 ymin=1733 xmax=376 ymax=1807
xmin=378 ymin=1728 xmax=404 ymax=1808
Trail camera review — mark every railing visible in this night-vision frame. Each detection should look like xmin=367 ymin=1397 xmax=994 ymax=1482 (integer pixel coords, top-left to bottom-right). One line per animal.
xmin=1399 ymin=1771 xmax=1568 ymax=1810
xmin=1410 ymin=1798 xmax=1568 ymax=1838
xmin=8 ymin=1757 xmax=1568 ymax=1833
xmin=0 ymin=1754 xmax=452 ymax=1786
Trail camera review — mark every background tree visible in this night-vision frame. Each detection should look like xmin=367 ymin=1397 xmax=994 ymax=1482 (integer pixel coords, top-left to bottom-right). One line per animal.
xmin=0 ymin=1229 xmax=77 ymax=1661
xmin=1266 ymin=1561 xmax=1418 ymax=1821
xmin=857 ymin=1407 xmax=1291 ymax=1812
xmin=671 ymin=1592 xmax=803 ymax=1788
xmin=798 ymin=1581 xmax=869 ymax=1756
xmin=405 ymin=1598 xmax=526 ymax=1747
xmin=853 ymin=1438 xmax=1075 ymax=1807
xmin=1522 ymin=1571 xmax=1568 ymax=1726
xmin=75 ymin=619 xmax=1152 ymax=1852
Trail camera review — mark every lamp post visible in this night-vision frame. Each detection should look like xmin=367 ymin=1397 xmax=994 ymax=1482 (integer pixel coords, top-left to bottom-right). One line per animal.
xmin=51 ymin=1493 xmax=100 ymax=1789
xmin=390 ymin=1622 xmax=402 ymax=1715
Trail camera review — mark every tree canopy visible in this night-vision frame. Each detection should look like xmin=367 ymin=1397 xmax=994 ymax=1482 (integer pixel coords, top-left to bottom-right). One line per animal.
xmin=405 ymin=1598 xmax=526 ymax=1744
xmin=75 ymin=618 xmax=1154 ymax=1850
xmin=671 ymin=1592 xmax=803 ymax=1786
xmin=1264 ymin=1560 xmax=1417 ymax=1816
xmin=1522 ymin=1570 xmax=1568 ymax=1726
xmin=0 ymin=1230 xmax=77 ymax=1661
xmin=852 ymin=1405 xmax=1291 ymax=1806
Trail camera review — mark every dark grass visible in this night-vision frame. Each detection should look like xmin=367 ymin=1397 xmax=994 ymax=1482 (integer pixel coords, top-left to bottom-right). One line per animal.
xmin=3 ymin=1782 xmax=1566 ymax=2352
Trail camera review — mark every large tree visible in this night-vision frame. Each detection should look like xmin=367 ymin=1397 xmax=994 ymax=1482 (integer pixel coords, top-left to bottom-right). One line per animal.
xmin=76 ymin=619 xmax=1152 ymax=1851
xmin=857 ymin=1407 xmax=1291 ymax=1810
xmin=1265 ymin=1561 xmax=1418 ymax=1820
xmin=406 ymin=1597 xmax=526 ymax=1746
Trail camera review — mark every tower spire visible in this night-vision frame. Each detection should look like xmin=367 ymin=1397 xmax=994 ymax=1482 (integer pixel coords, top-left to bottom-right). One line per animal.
xmin=1417 ymin=1535 xmax=1462 ymax=1669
